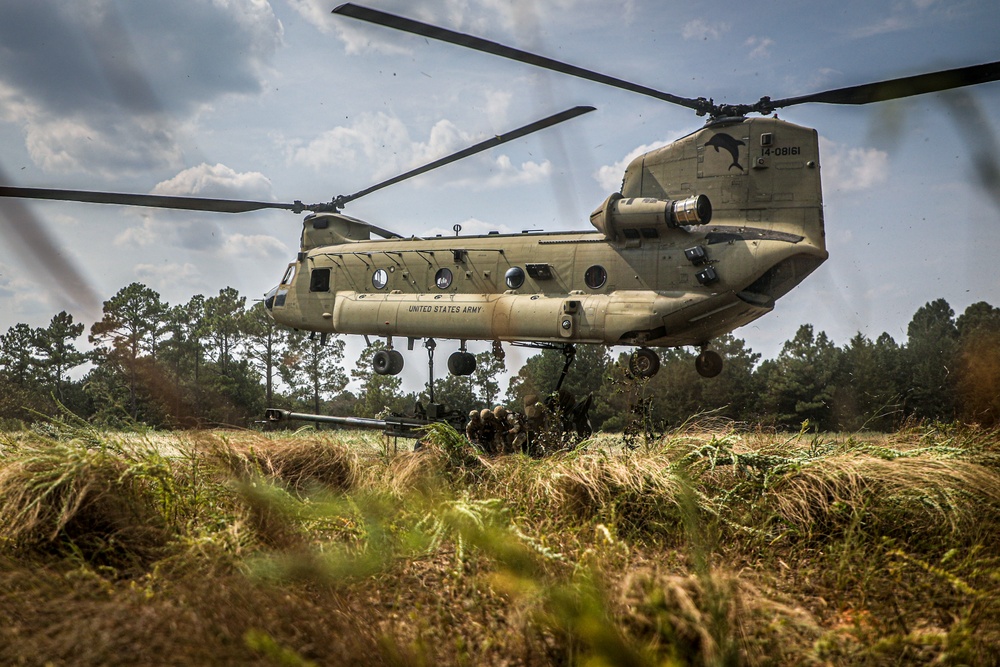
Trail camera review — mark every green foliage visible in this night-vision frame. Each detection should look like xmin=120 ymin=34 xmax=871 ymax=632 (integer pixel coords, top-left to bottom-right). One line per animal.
xmin=955 ymin=302 xmax=1000 ymax=426
xmin=1 ymin=281 xmax=998 ymax=432
xmin=904 ymin=298 xmax=960 ymax=420
xmin=472 ymin=349 xmax=505 ymax=406
xmin=426 ymin=371 xmax=479 ymax=415
xmin=349 ymin=340 xmax=405 ymax=418
xmin=759 ymin=324 xmax=842 ymax=430
xmin=279 ymin=329 xmax=347 ymax=415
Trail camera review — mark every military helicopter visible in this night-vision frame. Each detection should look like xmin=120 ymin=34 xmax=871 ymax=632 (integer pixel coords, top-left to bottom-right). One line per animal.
xmin=2 ymin=3 xmax=999 ymax=399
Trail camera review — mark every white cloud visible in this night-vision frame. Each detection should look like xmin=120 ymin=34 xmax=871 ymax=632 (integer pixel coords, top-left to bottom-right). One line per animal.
xmin=593 ymin=139 xmax=672 ymax=192
xmin=445 ymin=154 xmax=553 ymax=190
xmin=114 ymin=219 xmax=158 ymax=248
xmin=113 ymin=164 xmax=277 ymax=250
xmin=682 ymin=19 xmax=730 ymax=41
xmin=0 ymin=0 xmax=281 ymax=177
xmin=483 ymin=89 xmax=513 ymax=130
xmin=317 ymin=0 xmax=640 ymax=54
xmin=133 ymin=262 xmax=202 ymax=286
xmin=291 ymin=111 xmax=551 ymax=188
xmin=850 ymin=16 xmax=913 ymax=39
xmin=819 ymin=137 xmax=890 ymax=192
xmin=745 ymin=36 xmax=775 ymax=59
xmin=291 ymin=112 xmax=414 ymax=177
xmin=0 ymin=261 xmax=57 ymax=319
xmin=22 ymin=115 xmax=183 ymax=176
xmin=220 ymin=233 xmax=290 ymax=261
xmin=152 ymin=163 xmax=274 ymax=200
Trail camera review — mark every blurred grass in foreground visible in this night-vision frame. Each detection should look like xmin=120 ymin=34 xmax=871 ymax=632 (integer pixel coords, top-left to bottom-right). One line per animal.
xmin=1 ymin=418 xmax=999 ymax=665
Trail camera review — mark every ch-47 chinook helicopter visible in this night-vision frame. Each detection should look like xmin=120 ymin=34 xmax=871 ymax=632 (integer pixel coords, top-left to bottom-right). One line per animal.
xmin=2 ymin=3 xmax=999 ymax=413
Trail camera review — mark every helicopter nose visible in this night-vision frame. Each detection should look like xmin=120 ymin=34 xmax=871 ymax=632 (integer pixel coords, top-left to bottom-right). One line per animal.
xmin=263 ymin=285 xmax=278 ymax=312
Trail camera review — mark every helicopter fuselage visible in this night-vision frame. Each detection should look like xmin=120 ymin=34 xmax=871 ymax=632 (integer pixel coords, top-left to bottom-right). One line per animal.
xmin=265 ymin=116 xmax=828 ymax=353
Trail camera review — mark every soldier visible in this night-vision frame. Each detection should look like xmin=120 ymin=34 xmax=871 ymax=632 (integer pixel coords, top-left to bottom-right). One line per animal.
xmin=480 ymin=408 xmax=499 ymax=454
xmin=492 ymin=405 xmax=511 ymax=453
xmin=465 ymin=409 xmax=482 ymax=448
xmin=506 ymin=409 xmax=528 ymax=453
xmin=523 ymin=393 xmax=546 ymax=455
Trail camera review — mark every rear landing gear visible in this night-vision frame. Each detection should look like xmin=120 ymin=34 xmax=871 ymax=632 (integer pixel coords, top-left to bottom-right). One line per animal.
xmin=448 ymin=341 xmax=476 ymax=376
xmin=448 ymin=351 xmax=476 ymax=376
xmin=695 ymin=348 xmax=723 ymax=378
xmin=628 ymin=347 xmax=660 ymax=378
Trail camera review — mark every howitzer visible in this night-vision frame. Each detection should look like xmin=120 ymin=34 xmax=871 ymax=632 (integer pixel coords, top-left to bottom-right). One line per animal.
xmin=263 ymin=408 xmax=432 ymax=439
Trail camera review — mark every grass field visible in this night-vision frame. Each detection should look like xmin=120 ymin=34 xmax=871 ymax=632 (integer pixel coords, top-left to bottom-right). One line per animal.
xmin=2 ymin=418 xmax=999 ymax=666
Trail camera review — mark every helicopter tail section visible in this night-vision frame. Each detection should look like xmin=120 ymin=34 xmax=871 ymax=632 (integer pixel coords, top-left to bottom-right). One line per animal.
xmin=622 ymin=116 xmax=825 ymax=249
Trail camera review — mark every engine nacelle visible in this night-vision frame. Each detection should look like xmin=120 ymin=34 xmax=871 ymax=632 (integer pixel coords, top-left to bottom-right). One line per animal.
xmin=300 ymin=212 xmax=372 ymax=252
xmin=589 ymin=193 xmax=712 ymax=242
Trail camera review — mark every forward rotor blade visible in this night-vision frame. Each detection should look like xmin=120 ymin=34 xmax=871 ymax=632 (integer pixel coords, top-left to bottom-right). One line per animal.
xmin=336 ymin=105 xmax=596 ymax=206
xmin=333 ymin=4 xmax=708 ymax=113
xmin=769 ymin=61 xmax=1000 ymax=110
xmin=0 ymin=107 xmax=595 ymax=219
xmin=0 ymin=186 xmax=322 ymax=214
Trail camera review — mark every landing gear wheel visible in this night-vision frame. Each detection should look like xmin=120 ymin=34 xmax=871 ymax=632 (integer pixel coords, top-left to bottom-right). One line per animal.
xmin=628 ymin=348 xmax=660 ymax=378
xmin=373 ymin=349 xmax=405 ymax=375
xmin=388 ymin=349 xmax=404 ymax=375
xmin=696 ymin=350 xmax=723 ymax=378
xmin=447 ymin=351 xmax=476 ymax=376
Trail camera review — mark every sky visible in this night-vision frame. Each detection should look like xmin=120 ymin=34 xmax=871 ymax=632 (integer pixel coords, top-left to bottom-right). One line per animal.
xmin=1 ymin=0 xmax=999 ymax=394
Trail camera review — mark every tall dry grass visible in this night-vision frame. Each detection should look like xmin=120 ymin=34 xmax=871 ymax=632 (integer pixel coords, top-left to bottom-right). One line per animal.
xmin=1 ymin=420 xmax=999 ymax=665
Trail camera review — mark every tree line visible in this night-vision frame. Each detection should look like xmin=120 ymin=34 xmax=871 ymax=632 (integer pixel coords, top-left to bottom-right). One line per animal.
xmin=506 ymin=298 xmax=999 ymax=431
xmin=1 ymin=282 xmax=998 ymax=430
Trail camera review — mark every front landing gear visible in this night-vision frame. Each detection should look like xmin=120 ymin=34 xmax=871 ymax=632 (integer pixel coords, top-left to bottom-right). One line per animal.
xmin=373 ymin=348 xmax=404 ymax=375
xmin=695 ymin=348 xmax=723 ymax=378
xmin=628 ymin=348 xmax=660 ymax=378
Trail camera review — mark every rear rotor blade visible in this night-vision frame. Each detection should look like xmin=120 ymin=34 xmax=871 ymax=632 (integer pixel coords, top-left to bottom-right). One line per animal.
xmin=0 ymin=186 xmax=313 ymax=214
xmin=333 ymin=4 xmax=709 ymax=114
xmin=336 ymin=105 xmax=596 ymax=207
xmin=768 ymin=61 xmax=1000 ymax=111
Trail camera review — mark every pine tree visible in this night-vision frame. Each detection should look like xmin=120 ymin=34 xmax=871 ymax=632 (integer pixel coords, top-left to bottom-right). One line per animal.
xmin=89 ymin=283 xmax=168 ymax=421
xmin=955 ymin=301 xmax=1000 ymax=425
xmin=280 ymin=330 xmax=347 ymax=414
xmin=35 ymin=311 xmax=87 ymax=404
xmin=903 ymin=299 xmax=958 ymax=420
xmin=759 ymin=324 xmax=841 ymax=430
xmin=349 ymin=341 xmax=404 ymax=418
xmin=0 ymin=322 xmax=42 ymax=387
xmin=242 ymin=301 xmax=285 ymax=407
xmin=472 ymin=350 xmax=506 ymax=407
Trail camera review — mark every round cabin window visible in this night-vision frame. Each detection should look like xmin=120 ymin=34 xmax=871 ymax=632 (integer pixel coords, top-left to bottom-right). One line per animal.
xmin=585 ymin=265 xmax=607 ymax=289
xmin=505 ymin=266 xmax=525 ymax=289
xmin=435 ymin=267 xmax=453 ymax=289
xmin=372 ymin=268 xmax=388 ymax=290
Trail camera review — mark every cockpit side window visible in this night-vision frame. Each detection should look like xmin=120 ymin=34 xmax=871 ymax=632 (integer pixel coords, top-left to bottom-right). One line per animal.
xmin=309 ymin=268 xmax=331 ymax=292
xmin=281 ymin=264 xmax=296 ymax=285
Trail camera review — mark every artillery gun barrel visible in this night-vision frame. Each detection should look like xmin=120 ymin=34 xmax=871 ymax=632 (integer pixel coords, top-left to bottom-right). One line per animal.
xmin=263 ymin=408 xmax=429 ymax=438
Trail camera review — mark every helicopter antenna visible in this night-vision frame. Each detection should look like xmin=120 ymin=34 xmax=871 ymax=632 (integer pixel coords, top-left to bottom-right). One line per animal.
xmin=334 ymin=3 xmax=1000 ymax=120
